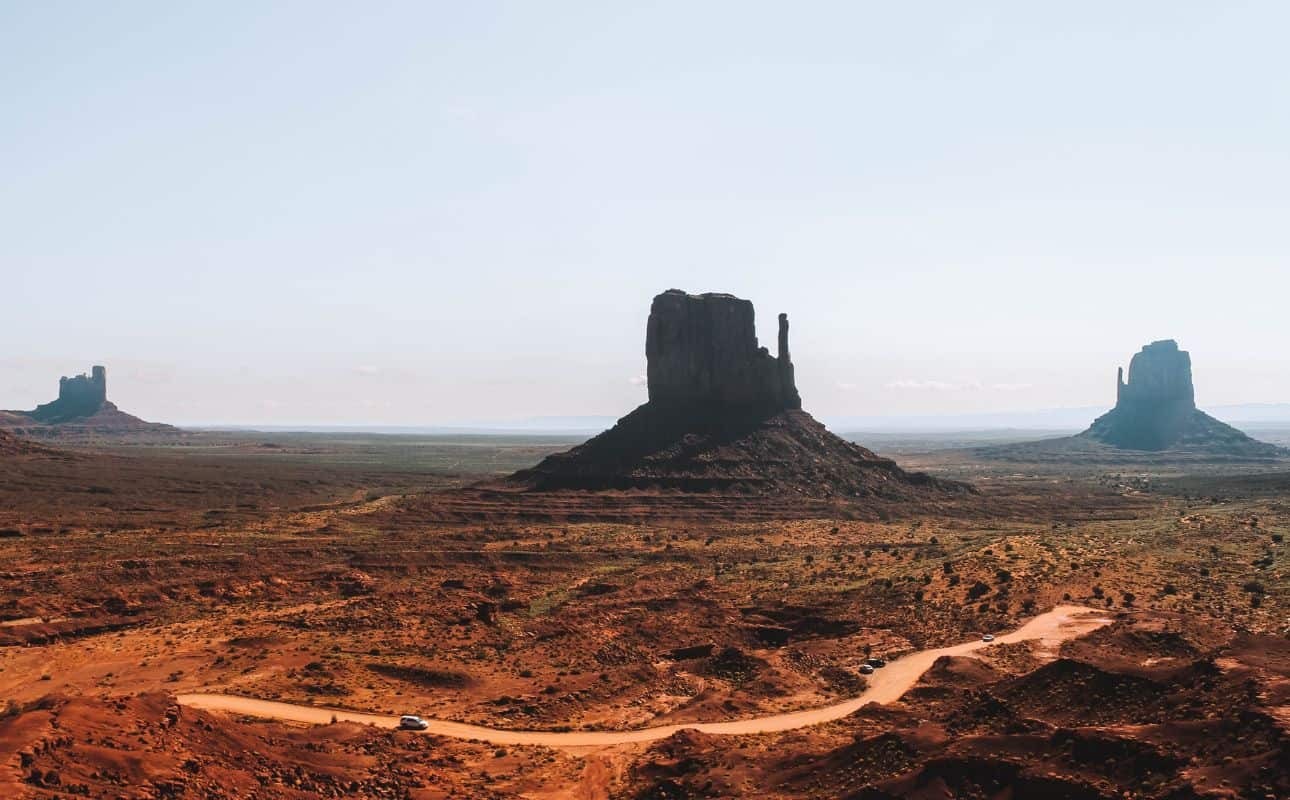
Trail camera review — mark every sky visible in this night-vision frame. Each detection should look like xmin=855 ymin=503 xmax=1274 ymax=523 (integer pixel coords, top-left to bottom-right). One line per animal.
xmin=3 ymin=2 xmax=1288 ymax=427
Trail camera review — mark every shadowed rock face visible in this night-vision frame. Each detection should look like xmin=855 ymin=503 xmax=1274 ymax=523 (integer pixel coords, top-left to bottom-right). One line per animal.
xmin=645 ymin=290 xmax=800 ymax=419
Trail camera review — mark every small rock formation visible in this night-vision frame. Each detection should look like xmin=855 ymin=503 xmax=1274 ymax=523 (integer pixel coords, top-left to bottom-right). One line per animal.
xmin=509 ymin=290 xmax=969 ymax=501
xmin=1080 ymin=340 xmax=1282 ymax=456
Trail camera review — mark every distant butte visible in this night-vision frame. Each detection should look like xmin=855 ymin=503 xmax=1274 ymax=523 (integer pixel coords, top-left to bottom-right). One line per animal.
xmin=1079 ymin=339 xmax=1281 ymax=455
xmin=31 ymin=365 xmax=109 ymax=423
xmin=0 ymin=365 xmax=178 ymax=439
xmin=981 ymin=339 xmax=1284 ymax=463
xmin=507 ymin=290 xmax=969 ymax=499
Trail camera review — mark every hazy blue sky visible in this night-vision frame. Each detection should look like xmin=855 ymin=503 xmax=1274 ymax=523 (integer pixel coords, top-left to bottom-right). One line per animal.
xmin=3 ymin=2 xmax=1287 ymax=426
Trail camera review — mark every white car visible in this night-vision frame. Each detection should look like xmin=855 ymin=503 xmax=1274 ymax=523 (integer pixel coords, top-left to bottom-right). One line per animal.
xmin=982 ymin=634 xmax=995 ymax=643
xmin=859 ymin=663 xmax=875 ymax=675
xmin=399 ymin=715 xmax=429 ymax=730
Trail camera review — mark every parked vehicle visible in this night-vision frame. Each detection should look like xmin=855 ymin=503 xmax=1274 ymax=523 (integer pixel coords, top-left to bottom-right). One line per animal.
xmin=859 ymin=663 xmax=875 ymax=675
xmin=399 ymin=715 xmax=429 ymax=730
xmin=865 ymin=657 xmax=886 ymax=668
xmin=982 ymin=634 xmax=995 ymax=643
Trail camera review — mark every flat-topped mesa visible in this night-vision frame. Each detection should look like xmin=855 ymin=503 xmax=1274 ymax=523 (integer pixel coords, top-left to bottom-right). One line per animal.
xmin=645 ymin=290 xmax=800 ymax=420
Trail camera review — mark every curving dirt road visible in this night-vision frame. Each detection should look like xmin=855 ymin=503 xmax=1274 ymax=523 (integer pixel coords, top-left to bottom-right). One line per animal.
xmin=177 ymin=605 xmax=1110 ymax=748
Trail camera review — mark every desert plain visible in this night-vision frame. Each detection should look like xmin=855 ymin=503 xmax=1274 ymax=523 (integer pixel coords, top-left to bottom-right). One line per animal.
xmin=1 ymin=427 xmax=1286 ymax=799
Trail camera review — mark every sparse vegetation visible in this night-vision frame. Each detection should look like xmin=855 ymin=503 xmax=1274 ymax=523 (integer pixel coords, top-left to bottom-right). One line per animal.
xmin=0 ymin=428 xmax=1285 ymax=799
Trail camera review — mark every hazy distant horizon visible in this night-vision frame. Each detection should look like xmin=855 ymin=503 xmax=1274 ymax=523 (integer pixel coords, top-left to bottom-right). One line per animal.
xmin=5 ymin=3 xmax=1288 ymax=425
xmin=140 ymin=402 xmax=1290 ymax=435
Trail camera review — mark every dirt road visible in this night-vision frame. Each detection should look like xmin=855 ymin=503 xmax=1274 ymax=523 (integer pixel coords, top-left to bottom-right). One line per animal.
xmin=177 ymin=605 xmax=1110 ymax=748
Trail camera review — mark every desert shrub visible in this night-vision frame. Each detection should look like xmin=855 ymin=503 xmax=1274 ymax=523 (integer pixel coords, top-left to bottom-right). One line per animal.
xmin=966 ymin=581 xmax=990 ymax=601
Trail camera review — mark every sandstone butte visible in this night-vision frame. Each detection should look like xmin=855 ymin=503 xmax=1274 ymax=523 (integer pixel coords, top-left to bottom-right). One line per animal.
xmin=508 ymin=289 xmax=971 ymax=500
